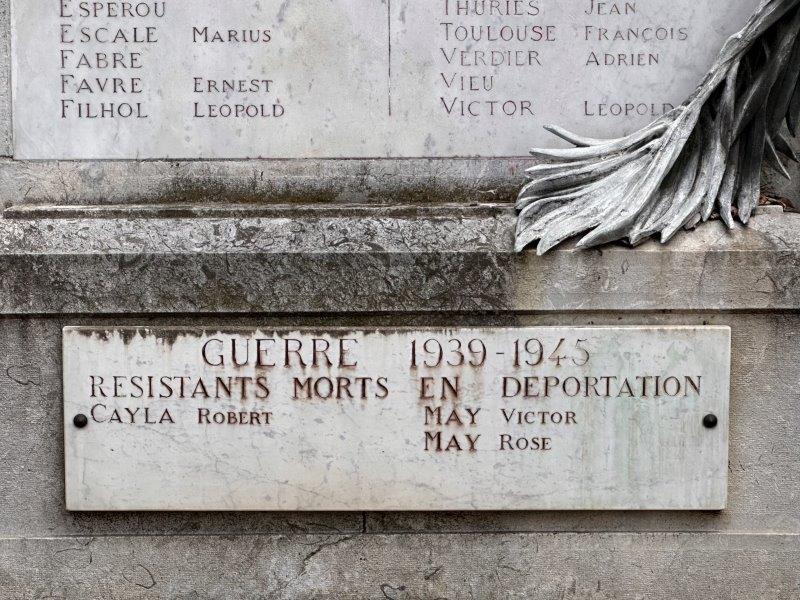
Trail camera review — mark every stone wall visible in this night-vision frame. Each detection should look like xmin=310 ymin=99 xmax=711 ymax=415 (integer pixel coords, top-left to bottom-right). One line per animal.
xmin=0 ymin=0 xmax=797 ymax=213
xmin=1 ymin=211 xmax=799 ymax=597
xmin=0 ymin=0 xmax=799 ymax=596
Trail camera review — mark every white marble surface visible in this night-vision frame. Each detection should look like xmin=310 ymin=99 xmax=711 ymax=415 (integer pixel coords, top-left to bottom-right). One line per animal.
xmin=13 ymin=0 xmax=760 ymax=158
xmin=63 ymin=326 xmax=730 ymax=511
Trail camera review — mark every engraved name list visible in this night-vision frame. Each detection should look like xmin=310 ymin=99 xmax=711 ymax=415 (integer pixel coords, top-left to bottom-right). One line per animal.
xmin=63 ymin=326 xmax=730 ymax=511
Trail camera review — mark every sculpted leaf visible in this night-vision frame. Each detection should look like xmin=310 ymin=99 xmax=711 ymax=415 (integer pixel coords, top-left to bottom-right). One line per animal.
xmin=517 ymin=0 xmax=800 ymax=254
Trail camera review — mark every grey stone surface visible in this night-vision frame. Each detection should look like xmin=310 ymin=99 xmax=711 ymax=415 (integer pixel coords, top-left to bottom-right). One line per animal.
xmin=0 ymin=0 xmax=9 ymax=157
xmin=0 ymin=0 xmax=796 ymax=206
xmin=1 ymin=209 xmax=799 ymax=314
xmin=0 ymin=158 xmax=527 ymax=212
xmin=0 ymin=532 xmax=798 ymax=599
xmin=0 ymin=318 xmax=361 ymax=538
xmin=62 ymin=326 xmax=730 ymax=511
xmin=366 ymin=313 xmax=800 ymax=536
xmin=1 ymin=312 xmax=797 ymax=537
xmin=0 ymin=2 xmax=797 ymax=594
xmin=13 ymin=0 xmax=760 ymax=159
xmin=764 ymin=129 xmax=800 ymax=206
xmin=0 ymin=154 xmax=795 ymax=213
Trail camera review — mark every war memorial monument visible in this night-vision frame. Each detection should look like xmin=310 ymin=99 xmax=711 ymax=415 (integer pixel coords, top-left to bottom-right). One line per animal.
xmin=1 ymin=0 xmax=799 ymax=597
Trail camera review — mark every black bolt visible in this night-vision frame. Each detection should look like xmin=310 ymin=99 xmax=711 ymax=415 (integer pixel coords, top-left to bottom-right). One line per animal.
xmin=73 ymin=414 xmax=88 ymax=428
xmin=702 ymin=414 xmax=718 ymax=429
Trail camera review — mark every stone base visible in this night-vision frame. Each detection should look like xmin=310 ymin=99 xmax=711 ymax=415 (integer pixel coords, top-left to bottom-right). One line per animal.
xmin=1 ymin=533 xmax=797 ymax=599
xmin=1 ymin=207 xmax=798 ymax=597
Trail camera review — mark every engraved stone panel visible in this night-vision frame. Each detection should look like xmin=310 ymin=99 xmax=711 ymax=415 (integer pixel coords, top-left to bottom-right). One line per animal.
xmin=63 ymin=326 xmax=730 ymax=511
xmin=13 ymin=0 xmax=760 ymax=158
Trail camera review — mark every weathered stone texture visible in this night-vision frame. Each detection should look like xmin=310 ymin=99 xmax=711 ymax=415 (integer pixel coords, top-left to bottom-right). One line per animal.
xmin=763 ymin=128 xmax=800 ymax=205
xmin=0 ymin=312 xmax=797 ymax=538
xmin=0 ymin=0 xmax=9 ymax=157
xmin=0 ymin=0 xmax=796 ymax=206
xmin=0 ymin=210 xmax=798 ymax=314
xmin=0 ymin=153 xmax=797 ymax=213
xmin=0 ymin=210 xmax=798 ymax=595
xmin=0 ymin=2 xmax=797 ymax=592
xmin=14 ymin=0 xmax=766 ymax=160
xmin=368 ymin=313 xmax=800 ymax=534
xmin=0 ymin=158 xmax=527 ymax=212
xmin=0 ymin=533 xmax=798 ymax=599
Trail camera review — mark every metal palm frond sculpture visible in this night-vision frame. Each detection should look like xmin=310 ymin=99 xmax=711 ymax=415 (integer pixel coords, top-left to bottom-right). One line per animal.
xmin=516 ymin=0 xmax=800 ymax=254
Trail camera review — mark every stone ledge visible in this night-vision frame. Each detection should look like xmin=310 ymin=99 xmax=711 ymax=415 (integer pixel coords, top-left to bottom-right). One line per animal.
xmin=0 ymin=533 xmax=797 ymax=599
xmin=0 ymin=208 xmax=798 ymax=314
xmin=0 ymin=158 xmax=529 ymax=211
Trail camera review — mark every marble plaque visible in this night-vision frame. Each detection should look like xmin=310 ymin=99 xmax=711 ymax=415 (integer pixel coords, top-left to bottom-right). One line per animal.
xmin=63 ymin=326 xmax=730 ymax=511
xmin=14 ymin=0 xmax=760 ymax=159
